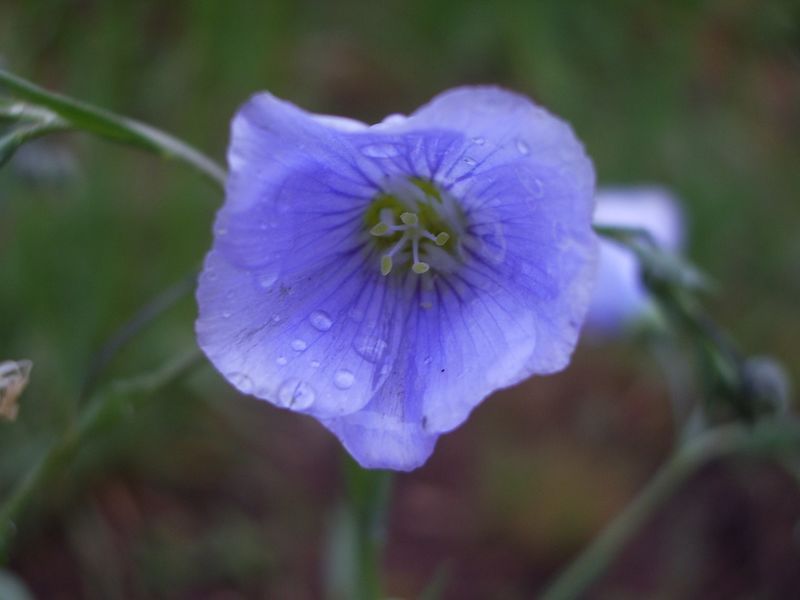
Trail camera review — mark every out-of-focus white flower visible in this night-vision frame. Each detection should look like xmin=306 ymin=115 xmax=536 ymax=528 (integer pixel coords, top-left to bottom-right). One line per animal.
xmin=0 ymin=359 xmax=33 ymax=421
xmin=587 ymin=186 xmax=685 ymax=335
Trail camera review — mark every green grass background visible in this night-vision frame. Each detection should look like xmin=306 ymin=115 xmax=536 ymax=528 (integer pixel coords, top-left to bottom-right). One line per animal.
xmin=1 ymin=1 xmax=799 ymax=598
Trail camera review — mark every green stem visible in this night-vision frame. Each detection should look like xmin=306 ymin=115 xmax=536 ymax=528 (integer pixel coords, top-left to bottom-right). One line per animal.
xmin=541 ymin=422 xmax=800 ymax=600
xmin=343 ymin=459 xmax=393 ymax=600
xmin=0 ymin=116 xmax=71 ymax=167
xmin=0 ymin=69 xmax=226 ymax=188
xmin=0 ymin=348 xmax=203 ymax=561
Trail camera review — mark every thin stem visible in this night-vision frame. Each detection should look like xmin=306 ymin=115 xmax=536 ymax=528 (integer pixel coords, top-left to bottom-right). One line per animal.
xmin=343 ymin=458 xmax=393 ymax=600
xmin=541 ymin=422 xmax=800 ymax=600
xmin=0 ymin=116 xmax=71 ymax=168
xmin=0 ymin=348 xmax=203 ymax=561
xmin=0 ymin=69 xmax=226 ymax=188
xmin=80 ymin=271 xmax=198 ymax=398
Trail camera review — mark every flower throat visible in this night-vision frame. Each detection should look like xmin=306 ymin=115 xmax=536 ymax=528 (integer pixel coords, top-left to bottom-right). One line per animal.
xmin=364 ymin=177 xmax=465 ymax=276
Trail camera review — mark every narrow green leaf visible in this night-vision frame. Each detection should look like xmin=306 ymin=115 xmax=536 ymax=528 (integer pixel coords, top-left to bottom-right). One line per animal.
xmin=0 ymin=69 xmax=226 ymax=187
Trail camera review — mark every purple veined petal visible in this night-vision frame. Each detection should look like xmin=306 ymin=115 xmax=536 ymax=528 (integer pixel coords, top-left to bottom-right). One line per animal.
xmin=322 ymin=366 xmax=438 ymax=471
xmin=587 ymin=186 xmax=685 ymax=334
xmin=197 ymin=244 xmax=412 ymax=419
xmin=379 ymin=86 xmax=592 ymax=193
xmin=198 ymin=85 xmax=599 ymax=471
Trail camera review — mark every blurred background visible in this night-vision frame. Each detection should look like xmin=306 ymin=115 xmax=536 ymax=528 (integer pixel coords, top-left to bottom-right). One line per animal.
xmin=1 ymin=1 xmax=799 ymax=598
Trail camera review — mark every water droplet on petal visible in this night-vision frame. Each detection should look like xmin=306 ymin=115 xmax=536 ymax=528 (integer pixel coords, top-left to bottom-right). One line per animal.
xmin=309 ymin=310 xmax=333 ymax=331
xmin=310 ymin=360 xmax=321 ymax=368
xmin=516 ymin=139 xmax=530 ymax=155
xmin=276 ymin=378 xmax=315 ymax=409
xmin=222 ymin=310 xmax=232 ymax=319
xmin=523 ymin=177 xmax=544 ymax=198
xmin=276 ymin=356 xmax=288 ymax=366
xmin=361 ymin=143 xmax=402 ymax=158
xmin=291 ymin=339 xmax=308 ymax=352
xmin=257 ymin=272 xmax=278 ymax=289
xmin=354 ymin=336 xmax=388 ymax=363
xmin=463 ymin=156 xmax=477 ymax=166
xmin=333 ymin=369 xmax=355 ymax=390
xmin=227 ymin=372 xmax=254 ymax=393
xmin=215 ymin=226 xmax=228 ymax=236
xmin=471 ymin=136 xmax=485 ymax=145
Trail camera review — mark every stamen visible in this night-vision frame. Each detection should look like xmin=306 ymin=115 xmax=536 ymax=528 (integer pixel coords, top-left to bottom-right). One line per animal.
xmin=370 ymin=222 xmax=390 ymax=236
xmin=411 ymin=238 xmax=430 ymax=274
xmin=380 ymin=255 xmax=393 ymax=276
xmin=366 ymin=179 xmax=464 ymax=277
xmin=400 ymin=212 xmax=418 ymax=226
xmin=412 ymin=262 xmax=430 ymax=274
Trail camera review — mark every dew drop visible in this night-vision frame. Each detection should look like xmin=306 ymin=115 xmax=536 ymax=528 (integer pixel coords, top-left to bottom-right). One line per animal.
xmin=360 ymin=143 xmax=402 ymax=158
xmin=524 ymin=177 xmax=544 ymax=198
xmin=310 ymin=360 xmax=321 ymax=369
xmin=309 ymin=310 xmax=333 ymax=331
xmin=257 ymin=272 xmax=278 ymax=289
xmin=222 ymin=310 xmax=232 ymax=319
xmin=276 ymin=378 xmax=316 ymax=409
xmin=276 ymin=356 xmax=288 ymax=366
xmin=471 ymin=136 xmax=485 ymax=145
xmin=333 ymin=369 xmax=355 ymax=390
xmin=354 ymin=335 xmax=389 ymax=363
xmin=516 ymin=139 xmax=530 ymax=155
xmin=291 ymin=339 xmax=308 ymax=352
xmin=227 ymin=372 xmax=254 ymax=393
xmin=463 ymin=156 xmax=477 ymax=166
xmin=215 ymin=226 xmax=228 ymax=236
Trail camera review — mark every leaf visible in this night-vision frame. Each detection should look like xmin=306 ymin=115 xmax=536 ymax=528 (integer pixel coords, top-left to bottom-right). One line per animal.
xmin=0 ymin=69 xmax=226 ymax=187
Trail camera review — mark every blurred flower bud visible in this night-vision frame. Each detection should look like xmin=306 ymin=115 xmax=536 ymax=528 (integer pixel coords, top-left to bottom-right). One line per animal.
xmin=742 ymin=355 xmax=792 ymax=416
xmin=0 ymin=359 xmax=33 ymax=421
xmin=586 ymin=186 xmax=685 ymax=336
xmin=11 ymin=138 xmax=78 ymax=184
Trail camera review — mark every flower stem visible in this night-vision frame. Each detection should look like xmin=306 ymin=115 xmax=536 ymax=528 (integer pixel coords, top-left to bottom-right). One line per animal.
xmin=0 ymin=348 xmax=203 ymax=561
xmin=540 ymin=422 xmax=800 ymax=600
xmin=0 ymin=68 xmax=226 ymax=188
xmin=342 ymin=459 xmax=393 ymax=600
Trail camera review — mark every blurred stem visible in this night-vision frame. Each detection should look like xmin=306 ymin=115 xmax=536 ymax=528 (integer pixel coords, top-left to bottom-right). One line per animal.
xmin=0 ymin=69 xmax=226 ymax=188
xmin=0 ymin=348 xmax=203 ymax=561
xmin=541 ymin=421 xmax=800 ymax=600
xmin=595 ymin=224 xmax=753 ymax=421
xmin=80 ymin=271 xmax=198 ymax=398
xmin=343 ymin=459 xmax=393 ymax=600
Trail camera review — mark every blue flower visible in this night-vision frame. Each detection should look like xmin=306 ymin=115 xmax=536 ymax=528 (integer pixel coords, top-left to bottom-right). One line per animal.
xmin=587 ymin=186 xmax=684 ymax=335
xmin=196 ymin=87 xmax=597 ymax=471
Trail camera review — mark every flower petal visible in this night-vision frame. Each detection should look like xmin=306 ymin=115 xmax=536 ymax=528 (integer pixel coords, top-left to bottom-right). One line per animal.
xmin=587 ymin=186 xmax=685 ymax=332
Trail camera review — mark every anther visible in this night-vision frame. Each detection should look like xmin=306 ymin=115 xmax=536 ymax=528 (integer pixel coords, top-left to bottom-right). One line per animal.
xmin=434 ymin=232 xmax=450 ymax=246
xmin=412 ymin=262 xmax=430 ymax=274
xmin=370 ymin=222 xmax=390 ymax=236
xmin=381 ymin=256 xmax=393 ymax=276
xmin=400 ymin=212 xmax=418 ymax=226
